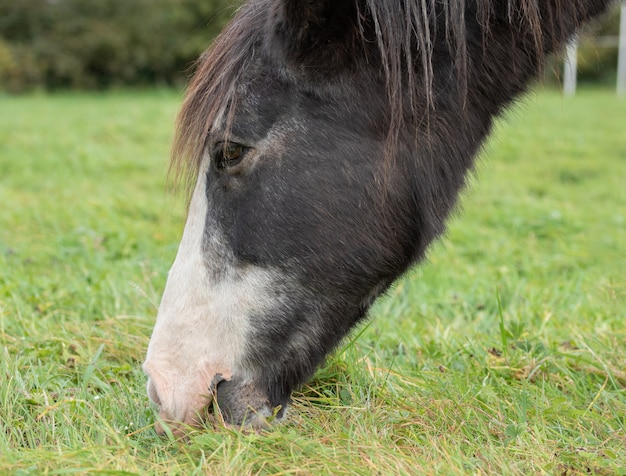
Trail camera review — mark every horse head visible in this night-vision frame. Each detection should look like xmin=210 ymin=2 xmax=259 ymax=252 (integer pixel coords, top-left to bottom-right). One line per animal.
xmin=143 ymin=0 xmax=615 ymax=433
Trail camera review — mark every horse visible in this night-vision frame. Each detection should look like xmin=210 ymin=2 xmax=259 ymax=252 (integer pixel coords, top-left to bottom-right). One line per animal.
xmin=143 ymin=0 xmax=616 ymax=434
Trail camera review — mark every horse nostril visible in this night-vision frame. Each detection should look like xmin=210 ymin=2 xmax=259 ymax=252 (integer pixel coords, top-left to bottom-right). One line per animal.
xmin=210 ymin=373 xmax=227 ymax=391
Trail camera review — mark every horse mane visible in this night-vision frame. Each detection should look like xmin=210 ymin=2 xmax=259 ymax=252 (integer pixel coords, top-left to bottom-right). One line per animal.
xmin=171 ymin=0 xmax=596 ymax=192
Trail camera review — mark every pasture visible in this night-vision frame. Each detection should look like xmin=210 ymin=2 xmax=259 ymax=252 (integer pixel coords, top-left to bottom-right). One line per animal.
xmin=0 ymin=89 xmax=624 ymax=474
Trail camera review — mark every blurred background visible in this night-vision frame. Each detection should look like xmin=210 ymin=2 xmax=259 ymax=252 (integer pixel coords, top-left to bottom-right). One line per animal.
xmin=0 ymin=0 xmax=623 ymax=94
xmin=0 ymin=0 xmax=238 ymax=93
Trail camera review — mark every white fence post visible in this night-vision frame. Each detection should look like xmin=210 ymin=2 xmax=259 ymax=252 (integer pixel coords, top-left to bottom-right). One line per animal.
xmin=563 ymin=36 xmax=579 ymax=96
xmin=617 ymin=1 xmax=626 ymax=97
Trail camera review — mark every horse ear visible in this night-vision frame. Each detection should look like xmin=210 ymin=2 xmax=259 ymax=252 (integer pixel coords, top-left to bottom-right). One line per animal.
xmin=266 ymin=0 xmax=361 ymax=75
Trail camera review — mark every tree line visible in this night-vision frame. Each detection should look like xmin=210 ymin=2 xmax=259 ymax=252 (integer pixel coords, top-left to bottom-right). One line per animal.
xmin=0 ymin=0 xmax=621 ymax=93
xmin=0 ymin=0 xmax=238 ymax=92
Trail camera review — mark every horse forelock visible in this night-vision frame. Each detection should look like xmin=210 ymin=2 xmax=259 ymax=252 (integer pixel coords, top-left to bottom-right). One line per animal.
xmin=170 ymin=1 xmax=269 ymax=195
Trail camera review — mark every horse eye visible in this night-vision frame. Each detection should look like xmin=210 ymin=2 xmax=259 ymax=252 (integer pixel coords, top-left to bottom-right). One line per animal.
xmin=214 ymin=142 xmax=246 ymax=171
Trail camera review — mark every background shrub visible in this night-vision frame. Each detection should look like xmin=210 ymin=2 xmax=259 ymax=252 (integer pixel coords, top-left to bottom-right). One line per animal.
xmin=0 ymin=0 xmax=239 ymax=92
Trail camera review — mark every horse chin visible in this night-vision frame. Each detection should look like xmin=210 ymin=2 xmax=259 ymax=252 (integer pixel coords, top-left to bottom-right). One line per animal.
xmin=215 ymin=378 xmax=287 ymax=429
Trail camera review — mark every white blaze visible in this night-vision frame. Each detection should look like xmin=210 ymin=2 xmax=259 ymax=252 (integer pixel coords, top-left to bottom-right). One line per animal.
xmin=143 ymin=156 xmax=277 ymax=429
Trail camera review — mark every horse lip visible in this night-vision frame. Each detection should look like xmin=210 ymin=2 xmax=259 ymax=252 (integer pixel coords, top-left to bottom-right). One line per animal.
xmin=143 ymin=360 xmax=234 ymax=435
xmin=154 ymin=417 xmax=182 ymax=436
xmin=153 ymin=392 xmax=212 ymax=436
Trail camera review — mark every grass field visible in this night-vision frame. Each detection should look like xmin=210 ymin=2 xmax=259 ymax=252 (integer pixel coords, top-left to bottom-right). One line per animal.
xmin=0 ymin=89 xmax=624 ymax=475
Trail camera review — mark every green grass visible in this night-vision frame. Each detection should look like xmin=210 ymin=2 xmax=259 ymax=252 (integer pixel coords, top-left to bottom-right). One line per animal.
xmin=0 ymin=89 xmax=624 ymax=475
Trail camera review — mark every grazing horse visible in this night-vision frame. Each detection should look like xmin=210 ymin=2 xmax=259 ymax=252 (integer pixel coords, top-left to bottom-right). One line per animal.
xmin=143 ymin=0 xmax=615 ymax=433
